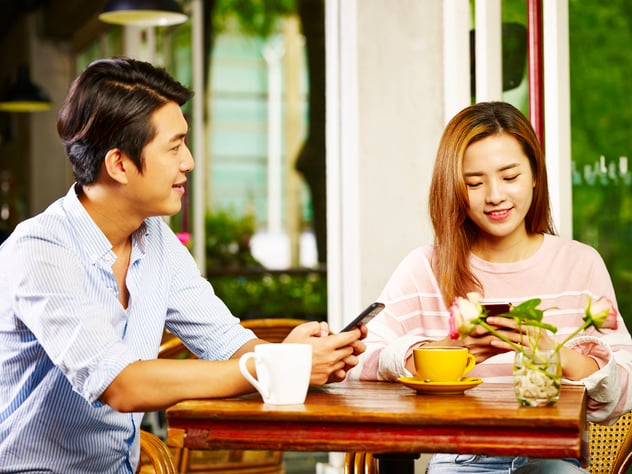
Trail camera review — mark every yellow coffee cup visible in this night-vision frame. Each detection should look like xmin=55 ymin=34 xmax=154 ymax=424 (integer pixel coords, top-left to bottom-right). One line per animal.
xmin=413 ymin=346 xmax=476 ymax=382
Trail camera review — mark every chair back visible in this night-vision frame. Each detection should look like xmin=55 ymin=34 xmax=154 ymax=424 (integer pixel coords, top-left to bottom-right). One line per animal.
xmin=159 ymin=318 xmax=309 ymax=358
xmin=343 ymin=452 xmax=377 ymax=474
xmin=158 ymin=335 xmax=196 ymax=359
xmin=588 ymin=412 xmax=632 ymax=474
xmin=240 ymin=318 xmax=309 ymax=342
xmin=138 ymin=430 xmax=178 ymax=474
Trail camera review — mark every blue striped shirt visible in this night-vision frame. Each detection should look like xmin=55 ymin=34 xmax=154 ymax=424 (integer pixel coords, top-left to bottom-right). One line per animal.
xmin=0 ymin=185 xmax=255 ymax=473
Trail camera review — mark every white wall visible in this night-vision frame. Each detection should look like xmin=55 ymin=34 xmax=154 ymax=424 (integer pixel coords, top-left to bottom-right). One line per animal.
xmin=543 ymin=2 xmax=572 ymax=238
xmin=326 ymin=0 xmax=571 ymax=333
xmin=326 ymin=0 xmax=452 ymax=331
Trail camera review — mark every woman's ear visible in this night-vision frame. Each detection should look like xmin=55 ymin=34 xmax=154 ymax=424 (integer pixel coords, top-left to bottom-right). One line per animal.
xmin=103 ymin=148 xmax=129 ymax=184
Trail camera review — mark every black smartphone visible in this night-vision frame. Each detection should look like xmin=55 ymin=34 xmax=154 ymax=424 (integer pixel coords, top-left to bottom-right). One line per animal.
xmin=341 ymin=302 xmax=385 ymax=332
xmin=484 ymin=303 xmax=511 ymax=316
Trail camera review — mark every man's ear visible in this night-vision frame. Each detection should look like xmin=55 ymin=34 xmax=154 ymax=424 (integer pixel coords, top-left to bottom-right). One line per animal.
xmin=103 ymin=148 xmax=129 ymax=184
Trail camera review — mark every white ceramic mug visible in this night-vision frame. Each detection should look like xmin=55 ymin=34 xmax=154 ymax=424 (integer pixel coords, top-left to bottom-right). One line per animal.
xmin=238 ymin=343 xmax=312 ymax=405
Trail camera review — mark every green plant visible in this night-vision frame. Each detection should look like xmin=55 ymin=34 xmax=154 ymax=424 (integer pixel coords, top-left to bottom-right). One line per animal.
xmin=450 ymin=292 xmax=617 ymax=406
xmin=449 ymin=292 xmax=617 ymax=356
xmin=214 ymin=0 xmax=296 ymax=37
xmin=203 ymin=210 xmax=326 ymax=320
xmin=205 ymin=210 xmax=261 ymax=269
xmin=208 ymin=269 xmax=327 ymax=321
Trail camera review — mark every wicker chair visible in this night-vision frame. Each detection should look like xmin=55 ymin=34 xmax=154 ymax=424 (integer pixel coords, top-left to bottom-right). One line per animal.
xmin=343 ymin=411 xmax=632 ymax=474
xmin=160 ymin=318 xmax=309 ymax=473
xmin=588 ymin=412 xmax=632 ymax=474
xmin=240 ymin=318 xmax=312 ymax=343
xmin=343 ymin=452 xmax=377 ymax=474
xmin=138 ymin=430 xmax=179 ymax=474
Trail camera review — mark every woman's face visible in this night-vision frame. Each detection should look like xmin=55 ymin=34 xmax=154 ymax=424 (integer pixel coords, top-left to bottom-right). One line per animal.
xmin=462 ymin=133 xmax=535 ymax=247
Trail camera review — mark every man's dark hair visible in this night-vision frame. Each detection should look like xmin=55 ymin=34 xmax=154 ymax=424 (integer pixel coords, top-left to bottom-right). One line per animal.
xmin=57 ymin=57 xmax=193 ymax=185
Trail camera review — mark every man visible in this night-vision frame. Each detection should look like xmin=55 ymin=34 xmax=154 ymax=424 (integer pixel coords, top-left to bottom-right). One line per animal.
xmin=0 ymin=57 xmax=364 ymax=473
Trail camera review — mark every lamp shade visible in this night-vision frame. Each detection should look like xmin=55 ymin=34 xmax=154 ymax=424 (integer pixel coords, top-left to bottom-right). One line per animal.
xmin=0 ymin=65 xmax=51 ymax=113
xmin=99 ymin=0 xmax=188 ymax=27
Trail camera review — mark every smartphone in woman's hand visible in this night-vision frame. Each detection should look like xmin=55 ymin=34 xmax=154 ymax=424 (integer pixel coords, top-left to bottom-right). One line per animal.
xmin=484 ymin=303 xmax=510 ymax=317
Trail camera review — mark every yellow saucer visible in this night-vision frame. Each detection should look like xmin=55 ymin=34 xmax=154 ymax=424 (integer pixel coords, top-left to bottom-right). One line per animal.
xmin=398 ymin=376 xmax=483 ymax=394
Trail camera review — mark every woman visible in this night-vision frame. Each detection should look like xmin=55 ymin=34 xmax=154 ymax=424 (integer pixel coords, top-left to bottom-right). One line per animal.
xmin=348 ymin=101 xmax=632 ymax=473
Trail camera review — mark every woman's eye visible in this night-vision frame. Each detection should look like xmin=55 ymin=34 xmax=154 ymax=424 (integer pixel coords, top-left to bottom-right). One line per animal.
xmin=466 ymin=182 xmax=482 ymax=189
xmin=504 ymin=174 xmax=519 ymax=181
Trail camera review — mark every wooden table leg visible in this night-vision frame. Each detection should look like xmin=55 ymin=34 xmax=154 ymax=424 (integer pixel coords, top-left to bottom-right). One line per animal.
xmin=374 ymin=453 xmax=419 ymax=474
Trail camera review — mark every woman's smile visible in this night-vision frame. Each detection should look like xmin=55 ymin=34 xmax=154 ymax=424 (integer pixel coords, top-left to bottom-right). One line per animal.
xmin=485 ymin=207 xmax=512 ymax=221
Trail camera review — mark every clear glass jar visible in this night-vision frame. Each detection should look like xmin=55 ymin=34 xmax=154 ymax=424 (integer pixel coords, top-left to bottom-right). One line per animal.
xmin=513 ymin=349 xmax=562 ymax=407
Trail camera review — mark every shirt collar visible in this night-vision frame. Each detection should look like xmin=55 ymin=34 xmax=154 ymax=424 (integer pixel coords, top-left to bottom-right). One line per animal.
xmin=61 ymin=184 xmax=148 ymax=265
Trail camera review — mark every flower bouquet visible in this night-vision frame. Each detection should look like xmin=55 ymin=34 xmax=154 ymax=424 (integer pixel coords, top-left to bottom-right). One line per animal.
xmin=449 ymin=293 xmax=617 ymax=406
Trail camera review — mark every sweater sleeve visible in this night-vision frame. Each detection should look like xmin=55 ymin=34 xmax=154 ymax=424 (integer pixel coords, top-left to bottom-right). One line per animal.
xmin=568 ymin=328 xmax=632 ymax=424
xmin=347 ymin=246 xmax=448 ymax=381
xmin=572 ymin=248 xmax=632 ymax=423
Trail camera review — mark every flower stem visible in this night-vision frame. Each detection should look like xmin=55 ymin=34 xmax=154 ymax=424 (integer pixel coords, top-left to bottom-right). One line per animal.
xmin=554 ymin=320 xmax=592 ymax=352
xmin=478 ymin=320 xmax=525 ymax=354
xmin=515 ymin=350 xmax=562 ymax=382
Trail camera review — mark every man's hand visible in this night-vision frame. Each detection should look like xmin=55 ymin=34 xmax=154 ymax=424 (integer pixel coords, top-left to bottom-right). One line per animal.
xmin=284 ymin=321 xmax=366 ymax=384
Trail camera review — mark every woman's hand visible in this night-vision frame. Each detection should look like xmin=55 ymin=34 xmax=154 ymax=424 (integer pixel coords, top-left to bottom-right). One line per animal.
xmin=284 ymin=321 xmax=366 ymax=384
xmin=459 ymin=317 xmax=528 ymax=363
xmin=462 ymin=316 xmax=565 ymax=364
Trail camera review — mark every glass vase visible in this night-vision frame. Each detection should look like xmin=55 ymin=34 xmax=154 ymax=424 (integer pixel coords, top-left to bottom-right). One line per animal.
xmin=513 ymin=349 xmax=562 ymax=407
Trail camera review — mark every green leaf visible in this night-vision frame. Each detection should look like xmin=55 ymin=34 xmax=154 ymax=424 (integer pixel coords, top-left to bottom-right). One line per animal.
xmin=491 ymin=298 xmax=558 ymax=334
xmin=510 ymin=298 xmax=543 ymax=318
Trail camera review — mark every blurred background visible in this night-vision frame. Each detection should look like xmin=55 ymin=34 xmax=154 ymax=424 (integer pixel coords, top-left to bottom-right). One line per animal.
xmin=1 ymin=0 xmax=631 ymax=328
xmin=2 ymin=1 xmax=632 ymax=473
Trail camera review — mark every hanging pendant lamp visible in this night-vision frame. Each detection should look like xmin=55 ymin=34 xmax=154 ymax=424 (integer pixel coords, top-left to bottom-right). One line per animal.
xmin=0 ymin=65 xmax=51 ymax=113
xmin=99 ymin=0 xmax=188 ymax=27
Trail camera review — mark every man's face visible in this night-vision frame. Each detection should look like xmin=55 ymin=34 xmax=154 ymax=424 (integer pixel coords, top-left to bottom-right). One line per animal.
xmin=124 ymin=101 xmax=194 ymax=219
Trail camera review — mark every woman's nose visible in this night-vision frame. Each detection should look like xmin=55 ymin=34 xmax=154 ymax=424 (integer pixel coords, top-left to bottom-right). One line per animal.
xmin=485 ymin=179 xmax=504 ymax=204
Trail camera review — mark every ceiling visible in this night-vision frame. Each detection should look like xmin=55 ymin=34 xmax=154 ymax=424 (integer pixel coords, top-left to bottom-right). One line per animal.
xmin=0 ymin=0 xmax=106 ymax=41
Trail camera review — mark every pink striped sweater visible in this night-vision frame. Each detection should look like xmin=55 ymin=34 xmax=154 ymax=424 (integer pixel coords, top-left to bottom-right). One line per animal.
xmin=348 ymin=234 xmax=632 ymax=423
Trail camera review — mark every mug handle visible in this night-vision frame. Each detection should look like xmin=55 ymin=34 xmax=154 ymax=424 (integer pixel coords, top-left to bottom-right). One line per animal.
xmin=463 ymin=353 xmax=476 ymax=376
xmin=238 ymin=352 xmax=270 ymax=399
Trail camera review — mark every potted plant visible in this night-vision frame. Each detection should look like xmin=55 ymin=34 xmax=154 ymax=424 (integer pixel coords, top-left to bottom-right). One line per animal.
xmin=449 ymin=293 xmax=617 ymax=406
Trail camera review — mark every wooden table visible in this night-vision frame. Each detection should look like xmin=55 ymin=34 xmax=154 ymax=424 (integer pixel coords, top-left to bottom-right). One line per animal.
xmin=166 ymin=381 xmax=587 ymax=473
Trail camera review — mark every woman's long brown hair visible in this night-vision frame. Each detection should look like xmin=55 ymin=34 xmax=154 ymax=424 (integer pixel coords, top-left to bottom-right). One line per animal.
xmin=428 ymin=102 xmax=557 ymax=307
